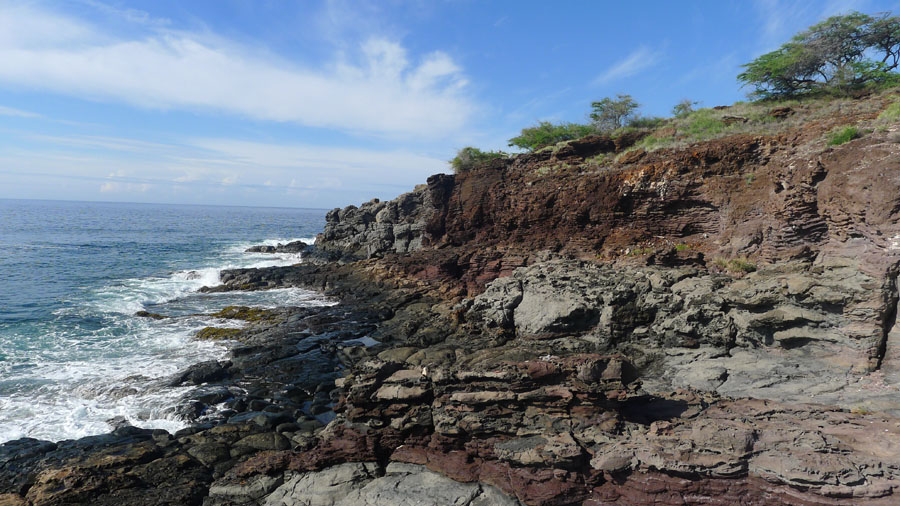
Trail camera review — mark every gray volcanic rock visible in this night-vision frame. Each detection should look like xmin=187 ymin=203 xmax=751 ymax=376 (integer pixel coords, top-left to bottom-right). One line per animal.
xmin=263 ymin=462 xmax=379 ymax=506
xmin=339 ymin=463 xmax=521 ymax=506
xmin=246 ymin=241 xmax=308 ymax=254
xmin=466 ymin=257 xmax=895 ymax=410
xmin=316 ymin=174 xmax=455 ymax=261
xmin=262 ymin=462 xmax=520 ymax=506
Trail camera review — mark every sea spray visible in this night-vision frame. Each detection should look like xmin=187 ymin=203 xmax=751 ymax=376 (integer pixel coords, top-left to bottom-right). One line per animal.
xmin=0 ymin=200 xmax=326 ymax=442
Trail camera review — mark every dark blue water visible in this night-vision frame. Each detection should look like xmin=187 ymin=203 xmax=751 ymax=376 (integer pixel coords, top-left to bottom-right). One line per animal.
xmin=0 ymin=199 xmax=328 ymax=442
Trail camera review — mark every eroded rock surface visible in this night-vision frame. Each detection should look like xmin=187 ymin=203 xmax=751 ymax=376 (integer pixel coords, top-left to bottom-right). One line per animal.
xmin=5 ymin=94 xmax=900 ymax=505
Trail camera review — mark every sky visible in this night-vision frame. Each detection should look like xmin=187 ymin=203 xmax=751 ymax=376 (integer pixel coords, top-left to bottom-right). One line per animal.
xmin=1 ymin=0 xmax=899 ymax=209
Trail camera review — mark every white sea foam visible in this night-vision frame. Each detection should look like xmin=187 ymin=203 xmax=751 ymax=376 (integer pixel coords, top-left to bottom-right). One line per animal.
xmin=0 ymin=237 xmax=331 ymax=443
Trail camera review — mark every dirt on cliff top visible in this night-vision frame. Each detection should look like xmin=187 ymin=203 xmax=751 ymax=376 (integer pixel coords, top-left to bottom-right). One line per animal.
xmin=335 ymin=89 xmax=900 ymax=295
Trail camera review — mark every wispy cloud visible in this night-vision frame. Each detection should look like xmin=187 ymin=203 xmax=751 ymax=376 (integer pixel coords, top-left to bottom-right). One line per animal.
xmin=0 ymin=3 xmax=475 ymax=138
xmin=674 ymin=52 xmax=739 ymax=88
xmin=593 ymin=46 xmax=664 ymax=85
xmin=751 ymin=0 xmax=871 ymax=53
xmin=0 ymin=131 xmax=448 ymax=204
xmin=0 ymin=104 xmax=41 ymax=118
xmin=188 ymin=138 xmax=447 ymax=181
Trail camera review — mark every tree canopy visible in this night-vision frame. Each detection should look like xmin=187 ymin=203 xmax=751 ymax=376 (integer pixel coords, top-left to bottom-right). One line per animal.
xmin=590 ymin=94 xmax=640 ymax=130
xmin=738 ymin=11 xmax=900 ymax=97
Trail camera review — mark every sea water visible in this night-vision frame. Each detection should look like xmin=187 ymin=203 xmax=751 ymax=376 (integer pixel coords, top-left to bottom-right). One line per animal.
xmin=0 ymin=199 xmax=328 ymax=443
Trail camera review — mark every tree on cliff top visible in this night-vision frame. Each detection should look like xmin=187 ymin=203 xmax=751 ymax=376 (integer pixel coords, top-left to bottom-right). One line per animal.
xmin=590 ymin=94 xmax=640 ymax=130
xmin=738 ymin=11 xmax=900 ymax=98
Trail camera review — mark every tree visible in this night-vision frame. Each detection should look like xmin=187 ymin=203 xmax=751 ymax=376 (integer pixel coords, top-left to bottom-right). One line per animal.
xmin=672 ymin=99 xmax=700 ymax=117
xmin=590 ymin=94 xmax=639 ymax=130
xmin=738 ymin=11 xmax=900 ymax=98
xmin=508 ymin=121 xmax=595 ymax=151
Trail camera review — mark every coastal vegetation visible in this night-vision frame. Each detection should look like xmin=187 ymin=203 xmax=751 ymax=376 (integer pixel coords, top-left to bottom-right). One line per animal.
xmin=449 ymin=146 xmax=508 ymax=173
xmin=507 ymin=121 xmax=595 ymax=151
xmin=450 ymin=10 xmax=900 ymax=172
xmin=878 ymin=99 xmax=900 ymax=121
xmin=737 ymin=12 xmax=900 ymax=98
xmin=827 ymin=125 xmax=860 ymax=145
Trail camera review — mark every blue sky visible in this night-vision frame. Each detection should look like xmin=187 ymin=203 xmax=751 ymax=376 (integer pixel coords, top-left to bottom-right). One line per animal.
xmin=1 ymin=0 xmax=898 ymax=209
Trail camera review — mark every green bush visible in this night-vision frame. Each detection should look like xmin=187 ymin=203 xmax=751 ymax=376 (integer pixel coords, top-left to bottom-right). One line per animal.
xmin=878 ymin=101 xmax=900 ymax=122
xmin=508 ymin=121 xmax=595 ymax=151
xmin=672 ymin=99 xmax=700 ymax=117
xmin=450 ymin=147 xmax=507 ymax=173
xmin=827 ymin=126 xmax=859 ymax=145
xmin=628 ymin=116 xmax=666 ymax=129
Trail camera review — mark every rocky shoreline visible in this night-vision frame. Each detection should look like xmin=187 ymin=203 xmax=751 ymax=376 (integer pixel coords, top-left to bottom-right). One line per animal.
xmin=5 ymin=92 xmax=900 ymax=505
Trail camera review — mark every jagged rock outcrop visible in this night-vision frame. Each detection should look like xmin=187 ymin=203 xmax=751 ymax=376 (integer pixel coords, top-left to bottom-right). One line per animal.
xmin=246 ymin=241 xmax=308 ymax=254
xmin=316 ymin=174 xmax=455 ymax=261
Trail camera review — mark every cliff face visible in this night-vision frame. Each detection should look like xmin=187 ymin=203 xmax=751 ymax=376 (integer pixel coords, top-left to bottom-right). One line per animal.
xmin=6 ymin=94 xmax=900 ymax=506
xmin=316 ymin=94 xmax=900 ymax=398
xmin=288 ymin=92 xmax=900 ymax=503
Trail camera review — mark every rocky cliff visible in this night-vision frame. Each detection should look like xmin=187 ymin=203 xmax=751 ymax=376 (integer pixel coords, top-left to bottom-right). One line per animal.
xmin=315 ymin=92 xmax=900 ymax=409
xmin=4 ymin=92 xmax=900 ymax=505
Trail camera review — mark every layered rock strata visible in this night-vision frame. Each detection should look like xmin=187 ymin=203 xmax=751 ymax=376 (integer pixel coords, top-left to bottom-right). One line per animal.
xmin=4 ymin=94 xmax=900 ymax=505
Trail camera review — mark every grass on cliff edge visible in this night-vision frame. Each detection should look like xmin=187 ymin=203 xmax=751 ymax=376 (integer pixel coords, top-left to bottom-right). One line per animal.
xmin=878 ymin=100 xmax=900 ymax=122
xmin=631 ymin=91 xmax=895 ymax=153
xmin=828 ymin=126 xmax=860 ymax=145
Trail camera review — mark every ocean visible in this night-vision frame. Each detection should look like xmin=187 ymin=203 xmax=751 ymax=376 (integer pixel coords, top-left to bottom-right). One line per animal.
xmin=0 ymin=199 xmax=328 ymax=443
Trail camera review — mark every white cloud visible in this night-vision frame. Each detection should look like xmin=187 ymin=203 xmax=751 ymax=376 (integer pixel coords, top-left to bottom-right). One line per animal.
xmin=0 ymin=132 xmax=449 ymax=206
xmin=0 ymin=4 xmax=474 ymax=137
xmin=0 ymin=104 xmax=41 ymax=118
xmin=593 ymin=46 xmax=663 ymax=85
xmin=99 ymin=181 xmax=150 ymax=193
xmin=189 ymin=138 xmax=446 ymax=181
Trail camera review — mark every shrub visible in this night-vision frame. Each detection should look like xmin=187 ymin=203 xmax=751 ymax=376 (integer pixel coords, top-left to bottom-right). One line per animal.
xmin=827 ymin=126 xmax=859 ymax=145
xmin=450 ymin=147 xmax=507 ymax=173
xmin=508 ymin=121 xmax=596 ymax=151
xmin=672 ymin=99 xmax=700 ymax=117
xmin=674 ymin=243 xmax=690 ymax=251
xmin=628 ymin=116 xmax=666 ymax=129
